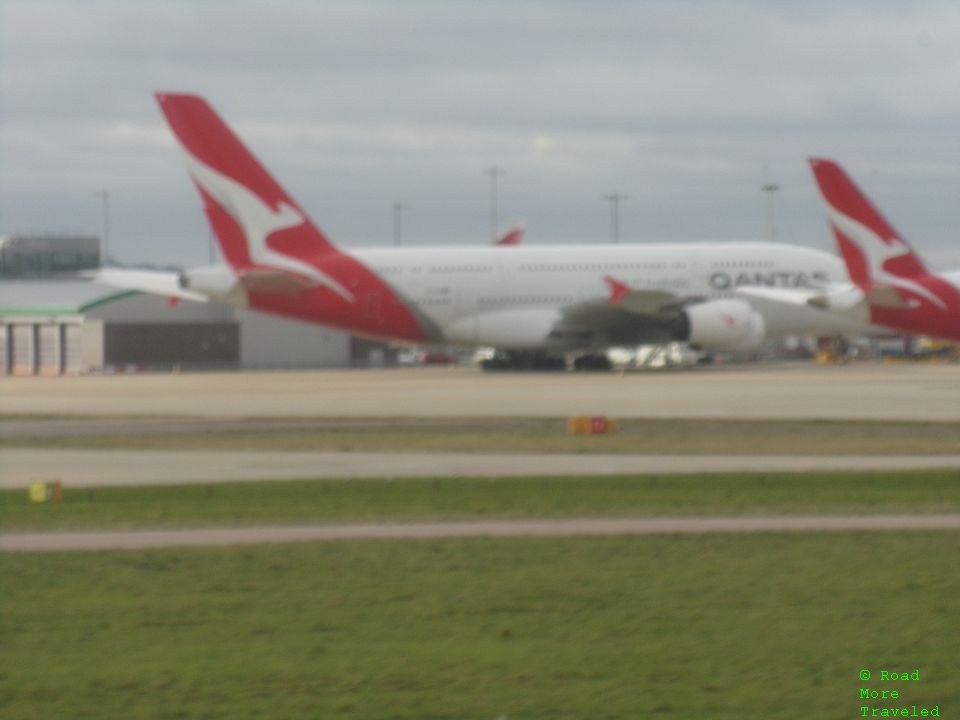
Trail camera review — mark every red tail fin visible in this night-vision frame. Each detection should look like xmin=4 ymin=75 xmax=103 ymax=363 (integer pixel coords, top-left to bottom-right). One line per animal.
xmin=155 ymin=93 xmax=338 ymax=274
xmin=808 ymin=158 xmax=927 ymax=285
xmin=154 ymin=92 xmax=430 ymax=342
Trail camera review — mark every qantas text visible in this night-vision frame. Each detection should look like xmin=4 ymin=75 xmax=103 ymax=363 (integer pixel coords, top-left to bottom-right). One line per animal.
xmin=709 ymin=271 xmax=830 ymax=290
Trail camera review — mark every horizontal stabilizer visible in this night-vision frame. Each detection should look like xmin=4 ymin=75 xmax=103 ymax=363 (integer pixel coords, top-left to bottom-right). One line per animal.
xmin=90 ymin=269 xmax=208 ymax=303
xmin=735 ymin=284 xmax=871 ymax=333
xmin=865 ymin=284 xmax=914 ymax=309
xmin=737 ymin=284 xmax=862 ymax=311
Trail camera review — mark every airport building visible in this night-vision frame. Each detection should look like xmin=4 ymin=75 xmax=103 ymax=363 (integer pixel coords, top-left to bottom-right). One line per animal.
xmin=0 ymin=233 xmax=100 ymax=278
xmin=0 ymin=234 xmax=386 ymax=375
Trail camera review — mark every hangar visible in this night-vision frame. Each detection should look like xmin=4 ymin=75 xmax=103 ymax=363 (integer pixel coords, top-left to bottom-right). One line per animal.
xmin=0 ymin=234 xmax=367 ymax=375
xmin=0 ymin=278 xmax=357 ymax=375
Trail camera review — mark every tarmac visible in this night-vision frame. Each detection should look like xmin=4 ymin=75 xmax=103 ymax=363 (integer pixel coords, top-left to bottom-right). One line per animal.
xmin=4 ymin=514 xmax=960 ymax=552
xmin=3 ymin=363 xmax=960 ymax=420
xmin=4 ymin=448 xmax=960 ymax=488
xmin=6 ymin=363 xmax=960 ymax=550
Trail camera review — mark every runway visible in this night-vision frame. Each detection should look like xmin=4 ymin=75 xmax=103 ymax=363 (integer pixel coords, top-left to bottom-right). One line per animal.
xmin=4 ymin=363 xmax=960 ymax=420
xmin=4 ymin=514 xmax=960 ymax=552
xmin=4 ymin=447 xmax=960 ymax=488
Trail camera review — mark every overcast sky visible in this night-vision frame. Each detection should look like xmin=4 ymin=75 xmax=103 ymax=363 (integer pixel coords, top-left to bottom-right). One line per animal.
xmin=3 ymin=1 xmax=960 ymax=268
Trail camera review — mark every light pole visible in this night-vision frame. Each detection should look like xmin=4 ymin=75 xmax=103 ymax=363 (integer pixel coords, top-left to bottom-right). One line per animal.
xmin=485 ymin=166 xmax=505 ymax=242
xmin=392 ymin=202 xmax=408 ymax=247
xmin=94 ymin=188 xmax=110 ymax=265
xmin=762 ymin=181 xmax=780 ymax=242
xmin=603 ymin=192 xmax=627 ymax=244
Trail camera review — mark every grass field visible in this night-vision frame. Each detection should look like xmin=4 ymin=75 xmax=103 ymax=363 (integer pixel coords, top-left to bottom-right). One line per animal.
xmin=5 ymin=414 xmax=959 ymax=717
xmin=2 ymin=532 xmax=958 ymax=719
xmin=3 ymin=470 xmax=960 ymax=531
xmin=7 ymin=416 xmax=960 ymax=454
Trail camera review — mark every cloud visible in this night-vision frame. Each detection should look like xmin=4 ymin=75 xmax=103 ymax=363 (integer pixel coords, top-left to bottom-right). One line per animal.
xmin=2 ymin=1 xmax=960 ymax=265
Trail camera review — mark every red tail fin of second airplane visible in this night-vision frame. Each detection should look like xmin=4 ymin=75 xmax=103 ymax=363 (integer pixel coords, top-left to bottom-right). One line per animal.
xmin=808 ymin=158 xmax=928 ymax=287
xmin=494 ymin=226 xmax=524 ymax=246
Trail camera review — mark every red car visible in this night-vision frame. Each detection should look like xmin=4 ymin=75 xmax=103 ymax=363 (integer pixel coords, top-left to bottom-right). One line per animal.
xmin=418 ymin=352 xmax=458 ymax=365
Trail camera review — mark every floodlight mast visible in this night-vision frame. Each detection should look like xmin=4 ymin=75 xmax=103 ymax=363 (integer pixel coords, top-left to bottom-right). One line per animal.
xmin=603 ymin=192 xmax=627 ymax=244
xmin=762 ymin=181 xmax=780 ymax=242
xmin=94 ymin=188 xmax=110 ymax=265
xmin=485 ymin=166 xmax=505 ymax=242
xmin=392 ymin=202 xmax=408 ymax=247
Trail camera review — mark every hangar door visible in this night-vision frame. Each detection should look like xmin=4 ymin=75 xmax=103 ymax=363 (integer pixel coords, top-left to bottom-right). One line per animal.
xmin=63 ymin=324 xmax=83 ymax=375
xmin=11 ymin=325 xmax=35 ymax=375
xmin=103 ymin=323 xmax=239 ymax=368
xmin=0 ymin=325 xmax=8 ymax=375
xmin=37 ymin=324 xmax=62 ymax=376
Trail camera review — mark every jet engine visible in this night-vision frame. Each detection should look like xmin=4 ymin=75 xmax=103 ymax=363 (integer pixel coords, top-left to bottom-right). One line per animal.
xmin=680 ymin=299 xmax=766 ymax=352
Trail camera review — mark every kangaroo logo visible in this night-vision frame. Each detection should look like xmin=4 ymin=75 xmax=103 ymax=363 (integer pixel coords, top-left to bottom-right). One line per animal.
xmin=825 ymin=203 xmax=945 ymax=310
xmin=182 ymin=148 xmax=354 ymax=302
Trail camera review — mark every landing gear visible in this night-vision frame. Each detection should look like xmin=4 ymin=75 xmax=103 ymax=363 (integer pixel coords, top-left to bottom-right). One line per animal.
xmin=480 ymin=351 xmax=567 ymax=371
xmin=479 ymin=351 xmax=614 ymax=372
xmin=572 ymin=354 xmax=612 ymax=372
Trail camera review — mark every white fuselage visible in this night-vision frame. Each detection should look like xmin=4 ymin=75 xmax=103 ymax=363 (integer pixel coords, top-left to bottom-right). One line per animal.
xmin=351 ymin=241 xmax=858 ymax=346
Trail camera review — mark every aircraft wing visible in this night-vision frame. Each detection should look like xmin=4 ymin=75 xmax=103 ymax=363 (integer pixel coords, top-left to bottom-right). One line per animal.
xmin=736 ymin=284 xmax=848 ymax=309
xmin=734 ymin=284 xmax=873 ymax=334
xmin=557 ymin=304 xmax=683 ymax=346
xmin=554 ymin=273 xmax=878 ymax=347
xmin=91 ymin=269 xmax=209 ymax=303
xmin=555 ymin=278 xmax=702 ymax=345
xmin=737 ymin=283 xmax=912 ymax=312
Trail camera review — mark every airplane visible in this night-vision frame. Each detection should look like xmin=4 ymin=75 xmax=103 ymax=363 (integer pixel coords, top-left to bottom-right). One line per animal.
xmin=802 ymin=158 xmax=960 ymax=343
xmin=95 ymin=93 xmax=867 ymax=370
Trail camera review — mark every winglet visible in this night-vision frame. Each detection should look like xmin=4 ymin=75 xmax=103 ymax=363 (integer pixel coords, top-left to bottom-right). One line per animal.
xmin=604 ymin=275 xmax=630 ymax=304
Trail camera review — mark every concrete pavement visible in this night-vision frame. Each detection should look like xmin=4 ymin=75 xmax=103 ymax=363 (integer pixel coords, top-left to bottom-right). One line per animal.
xmin=5 ymin=514 xmax=960 ymax=552
xmin=4 ymin=363 xmax=960 ymax=420
xmin=5 ymin=447 xmax=960 ymax=488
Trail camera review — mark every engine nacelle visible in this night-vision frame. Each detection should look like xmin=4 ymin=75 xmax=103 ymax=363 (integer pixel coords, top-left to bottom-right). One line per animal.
xmin=681 ymin=299 xmax=765 ymax=352
xmin=179 ymin=265 xmax=248 ymax=306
